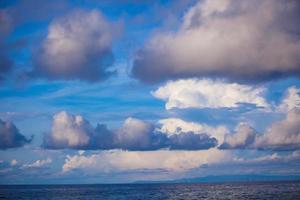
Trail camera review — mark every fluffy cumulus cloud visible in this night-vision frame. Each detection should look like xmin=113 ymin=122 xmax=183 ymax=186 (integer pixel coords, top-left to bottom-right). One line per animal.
xmin=116 ymin=117 xmax=218 ymax=150
xmin=32 ymin=10 xmax=118 ymax=82
xmin=43 ymin=111 xmax=218 ymax=150
xmin=43 ymin=111 xmax=114 ymax=149
xmin=256 ymin=87 xmax=300 ymax=150
xmin=45 ymin=107 xmax=300 ymax=151
xmin=220 ymin=123 xmax=257 ymax=149
xmin=279 ymin=86 xmax=300 ymax=112
xmin=132 ymin=0 xmax=300 ymax=83
xmin=0 ymin=118 xmax=32 ymax=149
xmin=157 ymin=118 xmax=228 ymax=145
xmin=153 ymin=79 xmax=268 ymax=109
xmin=114 ymin=117 xmax=163 ymax=150
xmin=62 ymin=149 xmax=229 ymax=173
xmin=221 ymin=108 xmax=300 ymax=150
xmin=255 ymin=108 xmax=300 ymax=150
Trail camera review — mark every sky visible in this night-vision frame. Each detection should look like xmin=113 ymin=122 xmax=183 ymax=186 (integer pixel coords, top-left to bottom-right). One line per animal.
xmin=1 ymin=0 xmax=300 ymax=184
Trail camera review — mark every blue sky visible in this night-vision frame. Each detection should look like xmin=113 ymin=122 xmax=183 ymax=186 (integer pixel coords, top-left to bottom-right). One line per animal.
xmin=1 ymin=0 xmax=300 ymax=184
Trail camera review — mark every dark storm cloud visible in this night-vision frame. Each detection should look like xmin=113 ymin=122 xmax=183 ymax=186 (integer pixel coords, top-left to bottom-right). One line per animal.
xmin=132 ymin=0 xmax=300 ymax=83
xmin=0 ymin=118 xmax=32 ymax=149
xmin=43 ymin=111 xmax=217 ymax=150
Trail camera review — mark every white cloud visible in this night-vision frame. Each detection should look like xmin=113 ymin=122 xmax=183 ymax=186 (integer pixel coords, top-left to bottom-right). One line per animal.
xmin=62 ymin=149 xmax=230 ymax=173
xmin=233 ymin=150 xmax=300 ymax=164
xmin=44 ymin=111 xmax=93 ymax=148
xmin=157 ymin=118 xmax=228 ymax=145
xmin=153 ymin=79 xmax=268 ymax=109
xmin=133 ymin=0 xmax=300 ymax=82
xmin=44 ymin=111 xmax=218 ymax=150
xmin=220 ymin=123 xmax=257 ymax=149
xmin=220 ymin=108 xmax=300 ymax=150
xmin=43 ymin=111 xmax=161 ymax=150
xmin=33 ymin=10 xmax=118 ymax=81
xmin=21 ymin=158 xmax=52 ymax=169
xmin=255 ymin=108 xmax=300 ymax=150
xmin=115 ymin=117 xmax=155 ymax=150
xmin=279 ymin=86 xmax=300 ymax=112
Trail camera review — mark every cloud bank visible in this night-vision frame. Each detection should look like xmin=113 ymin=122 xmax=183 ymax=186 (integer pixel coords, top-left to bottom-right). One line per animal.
xmin=62 ymin=149 xmax=229 ymax=173
xmin=0 ymin=118 xmax=32 ymax=150
xmin=153 ymin=79 xmax=268 ymax=109
xmin=132 ymin=0 xmax=300 ymax=83
xmin=44 ymin=88 xmax=300 ymax=152
xmin=32 ymin=10 xmax=118 ymax=82
xmin=43 ymin=111 xmax=218 ymax=150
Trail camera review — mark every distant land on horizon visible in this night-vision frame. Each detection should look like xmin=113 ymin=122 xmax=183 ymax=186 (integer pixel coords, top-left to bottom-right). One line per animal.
xmin=133 ymin=175 xmax=300 ymax=184
xmin=1 ymin=175 xmax=300 ymax=185
xmin=0 ymin=175 xmax=300 ymax=186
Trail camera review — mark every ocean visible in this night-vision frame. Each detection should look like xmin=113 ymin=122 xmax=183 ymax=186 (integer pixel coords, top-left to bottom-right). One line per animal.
xmin=0 ymin=181 xmax=300 ymax=200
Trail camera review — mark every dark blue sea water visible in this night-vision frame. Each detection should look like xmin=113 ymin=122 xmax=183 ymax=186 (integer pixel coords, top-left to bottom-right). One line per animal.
xmin=1 ymin=181 xmax=300 ymax=200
